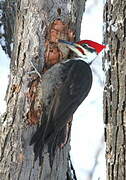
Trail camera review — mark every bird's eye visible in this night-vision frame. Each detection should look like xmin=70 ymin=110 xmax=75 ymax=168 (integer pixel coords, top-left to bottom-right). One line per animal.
xmin=82 ymin=43 xmax=96 ymax=53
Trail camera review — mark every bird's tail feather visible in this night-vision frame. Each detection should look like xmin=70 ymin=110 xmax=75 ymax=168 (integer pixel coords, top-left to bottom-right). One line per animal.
xmin=30 ymin=122 xmax=68 ymax=167
xmin=46 ymin=126 xmax=67 ymax=167
xmin=30 ymin=123 xmax=46 ymax=163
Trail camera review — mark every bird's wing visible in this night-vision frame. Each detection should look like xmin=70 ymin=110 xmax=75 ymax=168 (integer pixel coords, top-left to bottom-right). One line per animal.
xmin=30 ymin=60 xmax=92 ymax=166
xmin=44 ymin=61 xmax=92 ymax=138
xmin=43 ymin=62 xmax=92 ymax=166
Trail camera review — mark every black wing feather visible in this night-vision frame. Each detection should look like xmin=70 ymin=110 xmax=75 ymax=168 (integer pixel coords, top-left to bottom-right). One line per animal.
xmin=30 ymin=60 xmax=92 ymax=167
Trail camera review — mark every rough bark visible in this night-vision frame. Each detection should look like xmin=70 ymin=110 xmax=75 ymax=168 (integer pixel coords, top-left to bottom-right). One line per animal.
xmin=0 ymin=0 xmax=86 ymax=179
xmin=103 ymin=0 xmax=126 ymax=179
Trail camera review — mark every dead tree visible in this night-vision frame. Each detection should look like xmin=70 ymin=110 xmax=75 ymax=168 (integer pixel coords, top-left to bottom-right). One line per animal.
xmin=103 ymin=0 xmax=126 ymax=179
xmin=0 ymin=0 xmax=86 ymax=179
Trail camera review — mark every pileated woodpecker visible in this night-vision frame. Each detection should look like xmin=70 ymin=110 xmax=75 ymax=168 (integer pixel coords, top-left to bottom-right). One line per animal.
xmin=30 ymin=39 xmax=105 ymax=166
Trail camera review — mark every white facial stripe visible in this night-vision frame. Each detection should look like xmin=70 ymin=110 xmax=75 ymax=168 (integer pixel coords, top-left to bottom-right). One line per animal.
xmin=75 ymin=43 xmax=97 ymax=54
xmin=75 ymin=43 xmax=95 ymax=57
xmin=66 ymin=44 xmax=86 ymax=58
xmin=66 ymin=43 xmax=98 ymax=64
xmin=74 ymin=44 xmax=85 ymax=53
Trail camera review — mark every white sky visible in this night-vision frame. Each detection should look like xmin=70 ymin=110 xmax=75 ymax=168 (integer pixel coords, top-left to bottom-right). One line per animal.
xmin=0 ymin=45 xmax=10 ymax=115
xmin=70 ymin=0 xmax=106 ymax=179
xmin=0 ymin=0 xmax=106 ymax=179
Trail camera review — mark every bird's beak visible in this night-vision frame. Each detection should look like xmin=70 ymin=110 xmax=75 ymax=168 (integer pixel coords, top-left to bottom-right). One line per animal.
xmin=58 ymin=39 xmax=77 ymax=47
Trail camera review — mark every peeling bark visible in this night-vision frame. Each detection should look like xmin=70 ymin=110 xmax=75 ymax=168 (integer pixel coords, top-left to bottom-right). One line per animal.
xmin=0 ymin=0 xmax=86 ymax=179
xmin=103 ymin=0 xmax=126 ymax=179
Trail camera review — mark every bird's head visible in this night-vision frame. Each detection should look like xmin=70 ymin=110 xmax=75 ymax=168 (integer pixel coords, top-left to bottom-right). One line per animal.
xmin=59 ymin=39 xmax=106 ymax=64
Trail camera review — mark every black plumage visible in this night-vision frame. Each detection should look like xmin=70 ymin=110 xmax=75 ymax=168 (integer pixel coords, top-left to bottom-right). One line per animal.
xmin=30 ymin=59 xmax=92 ymax=167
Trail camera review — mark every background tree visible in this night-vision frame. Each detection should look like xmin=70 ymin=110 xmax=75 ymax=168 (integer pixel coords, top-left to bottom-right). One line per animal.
xmin=0 ymin=0 xmax=86 ymax=179
xmin=103 ymin=0 xmax=126 ymax=179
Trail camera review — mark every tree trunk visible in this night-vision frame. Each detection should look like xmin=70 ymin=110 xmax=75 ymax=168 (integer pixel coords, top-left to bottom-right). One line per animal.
xmin=0 ymin=0 xmax=86 ymax=179
xmin=103 ymin=0 xmax=126 ymax=179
